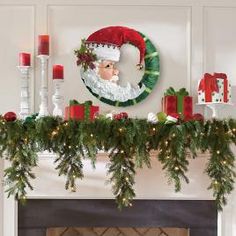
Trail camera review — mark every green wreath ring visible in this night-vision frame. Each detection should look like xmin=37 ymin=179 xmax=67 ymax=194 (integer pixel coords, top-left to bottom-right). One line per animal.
xmin=78 ymin=30 xmax=160 ymax=107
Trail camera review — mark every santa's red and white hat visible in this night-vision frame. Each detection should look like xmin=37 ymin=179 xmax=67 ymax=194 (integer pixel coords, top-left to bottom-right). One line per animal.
xmin=85 ymin=26 xmax=146 ymax=65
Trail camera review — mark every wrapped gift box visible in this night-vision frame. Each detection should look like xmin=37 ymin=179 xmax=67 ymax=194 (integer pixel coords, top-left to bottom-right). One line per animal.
xmin=163 ymin=87 xmax=193 ymax=117
xmin=183 ymin=96 xmax=193 ymax=117
xmin=65 ymin=100 xmax=99 ymax=121
xmin=198 ymin=73 xmax=231 ymax=103
xmin=162 ymin=95 xmax=177 ymax=115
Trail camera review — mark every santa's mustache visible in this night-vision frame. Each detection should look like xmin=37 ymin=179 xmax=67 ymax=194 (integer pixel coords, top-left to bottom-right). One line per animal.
xmin=109 ymin=75 xmax=119 ymax=82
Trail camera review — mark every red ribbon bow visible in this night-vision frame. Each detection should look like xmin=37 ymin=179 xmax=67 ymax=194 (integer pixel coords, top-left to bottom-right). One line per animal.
xmin=198 ymin=73 xmax=219 ymax=102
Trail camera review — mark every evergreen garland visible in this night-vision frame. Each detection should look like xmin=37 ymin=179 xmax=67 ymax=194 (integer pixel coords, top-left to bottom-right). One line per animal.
xmin=0 ymin=115 xmax=235 ymax=210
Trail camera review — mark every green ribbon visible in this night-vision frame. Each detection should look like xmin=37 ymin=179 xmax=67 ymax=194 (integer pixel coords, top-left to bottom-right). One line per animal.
xmin=164 ymin=87 xmax=189 ymax=114
xmin=69 ymin=99 xmax=79 ymax=106
xmin=69 ymin=100 xmax=93 ymax=121
xmin=164 ymin=87 xmax=189 ymax=96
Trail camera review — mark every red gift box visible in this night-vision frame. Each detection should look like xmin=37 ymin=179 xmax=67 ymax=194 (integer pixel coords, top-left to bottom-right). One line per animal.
xmin=162 ymin=95 xmax=177 ymax=115
xmin=65 ymin=104 xmax=99 ymax=121
xmin=163 ymin=87 xmax=193 ymax=118
xmin=183 ymin=96 xmax=193 ymax=117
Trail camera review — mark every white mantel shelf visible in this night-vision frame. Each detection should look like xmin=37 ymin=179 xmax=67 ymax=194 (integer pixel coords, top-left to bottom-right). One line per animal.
xmin=26 ymin=150 xmax=213 ymax=200
xmin=2 ymin=151 xmax=236 ymax=236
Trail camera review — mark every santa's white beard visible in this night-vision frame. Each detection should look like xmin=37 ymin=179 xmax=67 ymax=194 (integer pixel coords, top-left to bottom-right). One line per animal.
xmin=81 ymin=68 xmax=146 ymax=102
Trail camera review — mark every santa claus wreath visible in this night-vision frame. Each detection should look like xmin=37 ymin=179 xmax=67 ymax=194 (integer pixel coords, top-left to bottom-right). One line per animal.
xmin=75 ymin=26 xmax=160 ymax=107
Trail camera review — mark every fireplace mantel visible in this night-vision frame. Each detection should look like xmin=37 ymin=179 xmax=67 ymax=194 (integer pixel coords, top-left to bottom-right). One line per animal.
xmin=2 ymin=151 xmax=236 ymax=236
xmin=19 ymin=151 xmax=214 ymax=200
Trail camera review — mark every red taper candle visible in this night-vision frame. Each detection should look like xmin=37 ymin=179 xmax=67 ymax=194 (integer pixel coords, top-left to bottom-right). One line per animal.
xmin=38 ymin=35 xmax=49 ymax=55
xmin=19 ymin=53 xmax=31 ymax=66
xmin=53 ymin=65 xmax=64 ymax=79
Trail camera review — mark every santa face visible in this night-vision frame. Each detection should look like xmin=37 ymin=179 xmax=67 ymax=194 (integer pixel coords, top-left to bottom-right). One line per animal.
xmin=80 ymin=66 xmax=146 ymax=102
xmin=98 ymin=60 xmax=119 ymax=83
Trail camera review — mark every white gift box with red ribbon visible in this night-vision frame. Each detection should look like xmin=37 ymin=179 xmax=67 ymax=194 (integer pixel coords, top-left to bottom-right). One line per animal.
xmin=198 ymin=73 xmax=232 ymax=104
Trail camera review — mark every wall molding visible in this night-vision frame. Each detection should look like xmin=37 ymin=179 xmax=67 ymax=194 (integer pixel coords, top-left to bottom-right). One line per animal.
xmin=0 ymin=1 xmax=236 ymax=236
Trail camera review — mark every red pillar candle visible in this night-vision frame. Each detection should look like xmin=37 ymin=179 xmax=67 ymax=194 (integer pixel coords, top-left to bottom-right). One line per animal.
xmin=53 ymin=65 xmax=64 ymax=79
xmin=19 ymin=53 xmax=31 ymax=66
xmin=38 ymin=35 xmax=49 ymax=55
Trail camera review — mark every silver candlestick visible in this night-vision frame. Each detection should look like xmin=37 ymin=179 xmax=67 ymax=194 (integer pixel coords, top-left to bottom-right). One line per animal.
xmin=37 ymin=55 xmax=49 ymax=117
xmin=52 ymin=79 xmax=64 ymax=117
xmin=17 ymin=66 xmax=31 ymax=119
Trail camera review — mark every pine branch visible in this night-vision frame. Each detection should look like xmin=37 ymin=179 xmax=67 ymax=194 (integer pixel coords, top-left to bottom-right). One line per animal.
xmin=108 ymin=138 xmax=136 ymax=209
xmin=204 ymin=119 xmax=236 ymax=210
xmin=0 ymin=116 xmax=236 ymax=210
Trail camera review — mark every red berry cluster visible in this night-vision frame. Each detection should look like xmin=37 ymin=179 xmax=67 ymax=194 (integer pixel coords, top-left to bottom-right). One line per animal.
xmin=75 ymin=39 xmax=97 ymax=71
xmin=169 ymin=112 xmax=204 ymax=122
xmin=76 ymin=52 xmax=96 ymax=70
xmin=113 ymin=112 xmax=128 ymax=120
xmin=184 ymin=113 xmax=204 ymax=122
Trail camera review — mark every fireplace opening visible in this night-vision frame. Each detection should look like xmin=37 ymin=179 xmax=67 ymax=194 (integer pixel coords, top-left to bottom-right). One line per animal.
xmin=18 ymin=199 xmax=217 ymax=236
xmin=46 ymin=227 xmax=188 ymax=236
xmin=47 ymin=227 xmax=188 ymax=236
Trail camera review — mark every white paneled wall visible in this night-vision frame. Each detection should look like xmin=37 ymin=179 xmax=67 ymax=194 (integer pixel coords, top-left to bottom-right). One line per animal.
xmin=0 ymin=159 xmax=3 ymax=236
xmin=47 ymin=4 xmax=191 ymax=116
xmin=204 ymin=7 xmax=236 ymax=75
xmin=0 ymin=1 xmax=236 ymax=236
xmin=0 ymin=5 xmax=34 ymax=115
